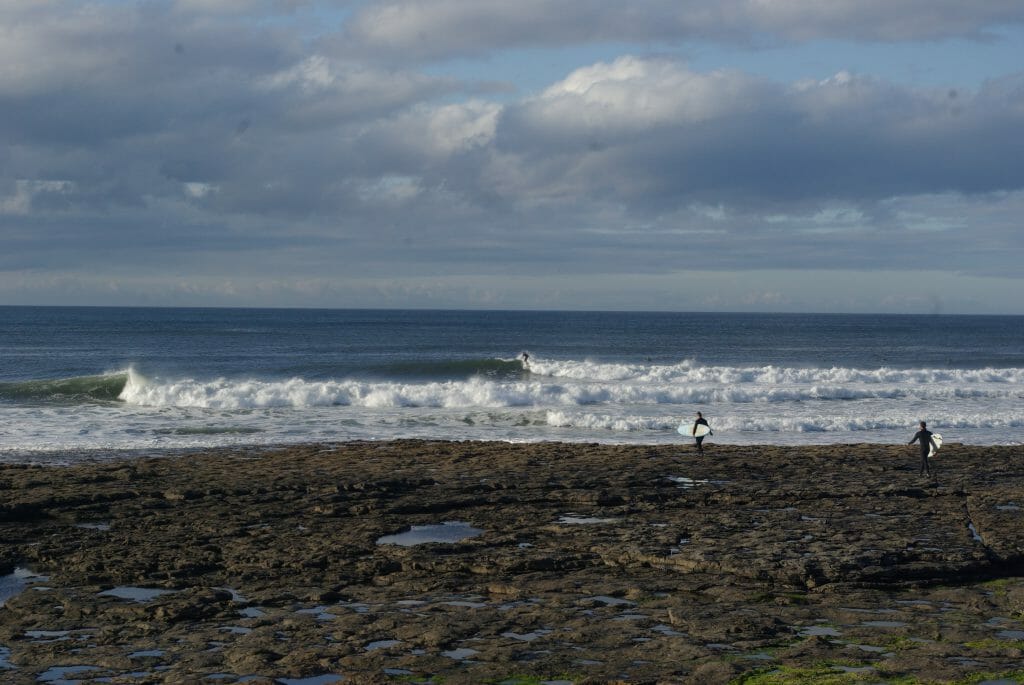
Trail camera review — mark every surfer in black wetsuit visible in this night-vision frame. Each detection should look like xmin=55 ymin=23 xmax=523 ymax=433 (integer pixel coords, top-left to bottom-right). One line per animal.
xmin=693 ymin=412 xmax=710 ymax=456
xmin=908 ymin=421 xmax=939 ymax=477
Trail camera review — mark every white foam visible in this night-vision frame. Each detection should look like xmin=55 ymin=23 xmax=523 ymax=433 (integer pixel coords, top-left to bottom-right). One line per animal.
xmin=117 ymin=364 xmax=1024 ymax=410
xmin=2 ymin=358 xmax=1021 ymax=458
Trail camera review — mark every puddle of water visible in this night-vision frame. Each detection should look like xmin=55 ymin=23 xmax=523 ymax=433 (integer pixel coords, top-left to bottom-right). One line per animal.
xmin=652 ymin=624 xmax=684 ymax=637
xmin=800 ymin=625 xmax=842 ymax=637
xmin=589 ymin=596 xmax=636 ymax=607
xmin=833 ymin=665 xmax=874 ymax=674
xmin=376 ymin=521 xmax=483 ymax=546
xmin=666 ymin=476 xmax=727 ymax=489
xmin=861 ymin=620 xmax=907 ymax=628
xmin=129 ymin=650 xmax=165 ymax=658
xmin=219 ymin=626 xmax=252 ymax=635
xmin=365 ymin=639 xmax=402 ymax=651
xmin=297 ymin=606 xmax=337 ymax=621
xmin=25 ymin=630 xmax=72 ymax=643
xmin=995 ymin=630 xmax=1024 ymax=640
xmin=37 ymin=665 xmax=101 ymax=683
xmin=0 ymin=646 xmax=13 ymax=670
xmin=501 ymin=631 xmax=549 ymax=642
xmin=666 ymin=476 xmax=710 ymax=489
xmin=445 ymin=600 xmax=487 ymax=608
xmin=239 ymin=607 xmax=266 ymax=618
xmin=98 ymin=587 xmax=174 ymax=602
xmin=0 ymin=568 xmax=49 ymax=607
xmin=74 ymin=522 xmax=111 ymax=531
xmin=968 ymin=523 xmax=983 ymax=542
xmin=277 ymin=676 xmax=343 ymax=685
xmin=442 ymin=647 xmax=478 ymax=660
xmin=384 ymin=668 xmax=413 ymax=676
xmin=556 ymin=515 xmax=619 ymax=525
xmin=995 ymin=504 xmax=1020 ymax=511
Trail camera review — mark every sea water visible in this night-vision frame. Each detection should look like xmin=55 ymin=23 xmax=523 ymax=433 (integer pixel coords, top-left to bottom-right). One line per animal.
xmin=1 ymin=307 xmax=1021 ymax=463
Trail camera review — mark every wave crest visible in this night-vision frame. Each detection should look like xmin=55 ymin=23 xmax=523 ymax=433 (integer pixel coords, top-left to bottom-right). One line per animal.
xmin=0 ymin=372 xmax=128 ymax=403
xmin=116 ymin=363 xmax=1024 ymax=410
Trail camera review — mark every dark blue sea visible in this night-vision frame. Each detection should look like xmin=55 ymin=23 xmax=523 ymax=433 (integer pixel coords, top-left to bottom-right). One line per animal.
xmin=1 ymin=306 xmax=1021 ymax=463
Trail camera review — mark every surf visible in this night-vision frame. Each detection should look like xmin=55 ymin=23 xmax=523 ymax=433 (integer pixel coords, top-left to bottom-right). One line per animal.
xmin=113 ymin=364 xmax=1023 ymax=411
xmin=0 ymin=372 xmax=129 ymax=404
xmin=364 ymin=357 xmax=527 ymax=381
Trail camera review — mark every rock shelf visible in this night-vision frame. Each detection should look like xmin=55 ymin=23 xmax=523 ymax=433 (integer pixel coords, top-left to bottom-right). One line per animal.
xmin=1 ymin=440 xmax=1022 ymax=683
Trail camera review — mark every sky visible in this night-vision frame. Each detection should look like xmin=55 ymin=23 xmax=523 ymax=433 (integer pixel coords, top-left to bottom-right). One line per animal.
xmin=2 ymin=0 xmax=1023 ymax=314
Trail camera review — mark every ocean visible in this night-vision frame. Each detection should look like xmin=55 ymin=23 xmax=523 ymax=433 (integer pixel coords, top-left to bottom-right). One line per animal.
xmin=1 ymin=306 xmax=1021 ymax=464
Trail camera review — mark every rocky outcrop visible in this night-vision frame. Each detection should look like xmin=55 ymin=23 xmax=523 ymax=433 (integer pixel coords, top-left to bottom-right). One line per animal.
xmin=1 ymin=441 xmax=1022 ymax=683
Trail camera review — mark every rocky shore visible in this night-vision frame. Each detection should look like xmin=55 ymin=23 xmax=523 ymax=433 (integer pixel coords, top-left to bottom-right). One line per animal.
xmin=1 ymin=440 xmax=1023 ymax=684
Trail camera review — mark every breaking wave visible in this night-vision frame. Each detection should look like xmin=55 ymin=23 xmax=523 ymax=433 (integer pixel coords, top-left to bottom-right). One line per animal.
xmin=116 ymin=361 xmax=1024 ymax=410
xmin=0 ymin=372 xmax=129 ymax=403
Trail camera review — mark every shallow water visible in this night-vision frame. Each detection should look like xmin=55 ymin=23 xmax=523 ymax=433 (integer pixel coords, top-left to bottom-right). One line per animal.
xmin=98 ymin=586 xmax=175 ymax=602
xmin=557 ymin=515 xmax=620 ymax=525
xmin=441 ymin=647 xmax=478 ymax=660
xmin=376 ymin=521 xmax=483 ymax=546
xmin=0 ymin=568 xmax=49 ymax=607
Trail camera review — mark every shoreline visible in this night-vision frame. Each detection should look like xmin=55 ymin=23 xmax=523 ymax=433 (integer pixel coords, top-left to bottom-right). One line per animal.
xmin=2 ymin=440 xmax=1023 ymax=683
xmin=4 ymin=436 xmax=1021 ymax=467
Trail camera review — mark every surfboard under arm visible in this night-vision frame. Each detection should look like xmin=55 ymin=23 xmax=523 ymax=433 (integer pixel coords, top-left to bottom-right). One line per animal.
xmin=678 ymin=422 xmax=711 ymax=437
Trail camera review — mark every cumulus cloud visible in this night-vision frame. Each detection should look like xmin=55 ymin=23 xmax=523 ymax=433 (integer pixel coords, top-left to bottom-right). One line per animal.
xmin=496 ymin=59 xmax=1024 ymax=209
xmin=1 ymin=1 xmax=1023 ymax=311
xmin=340 ymin=0 xmax=1024 ymax=61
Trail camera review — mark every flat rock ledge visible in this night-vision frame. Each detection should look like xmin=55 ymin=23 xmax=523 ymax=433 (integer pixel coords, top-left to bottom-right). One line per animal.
xmin=1 ymin=441 xmax=1023 ymax=684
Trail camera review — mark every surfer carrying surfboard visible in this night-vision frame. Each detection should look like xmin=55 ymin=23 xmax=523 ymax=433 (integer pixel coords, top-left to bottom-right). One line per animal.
xmin=693 ymin=412 xmax=710 ymax=456
xmin=908 ymin=421 xmax=939 ymax=478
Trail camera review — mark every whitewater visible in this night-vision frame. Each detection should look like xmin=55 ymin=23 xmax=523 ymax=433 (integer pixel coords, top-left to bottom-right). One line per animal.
xmin=2 ymin=307 xmax=1021 ymax=463
xmin=2 ymin=358 xmax=1021 ymax=462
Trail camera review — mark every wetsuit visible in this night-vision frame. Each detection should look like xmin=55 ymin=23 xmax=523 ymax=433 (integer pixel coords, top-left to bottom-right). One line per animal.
xmin=694 ymin=417 xmax=709 ymax=455
xmin=909 ymin=429 xmax=936 ymax=476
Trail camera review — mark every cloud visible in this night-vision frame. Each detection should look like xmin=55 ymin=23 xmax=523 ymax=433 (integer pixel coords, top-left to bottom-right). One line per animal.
xmin=496 ymin=59 xmax=1024 ymax=210
xmin=1 ymin=2 xmax=1023 ymax=311
xmin=340 ymin=0 xmax=1024 ymax=61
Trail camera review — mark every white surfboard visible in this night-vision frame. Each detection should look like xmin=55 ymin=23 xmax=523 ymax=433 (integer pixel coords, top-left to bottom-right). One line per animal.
xmin=928 ymin=433 xmax=942 ymax=458
xmin=678 ymin=422 xmax=711 ymax=437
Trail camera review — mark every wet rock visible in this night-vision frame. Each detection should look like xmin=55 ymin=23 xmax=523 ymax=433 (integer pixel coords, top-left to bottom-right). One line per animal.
xmin=0 ymin=441 xmax=1023 ymax=683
